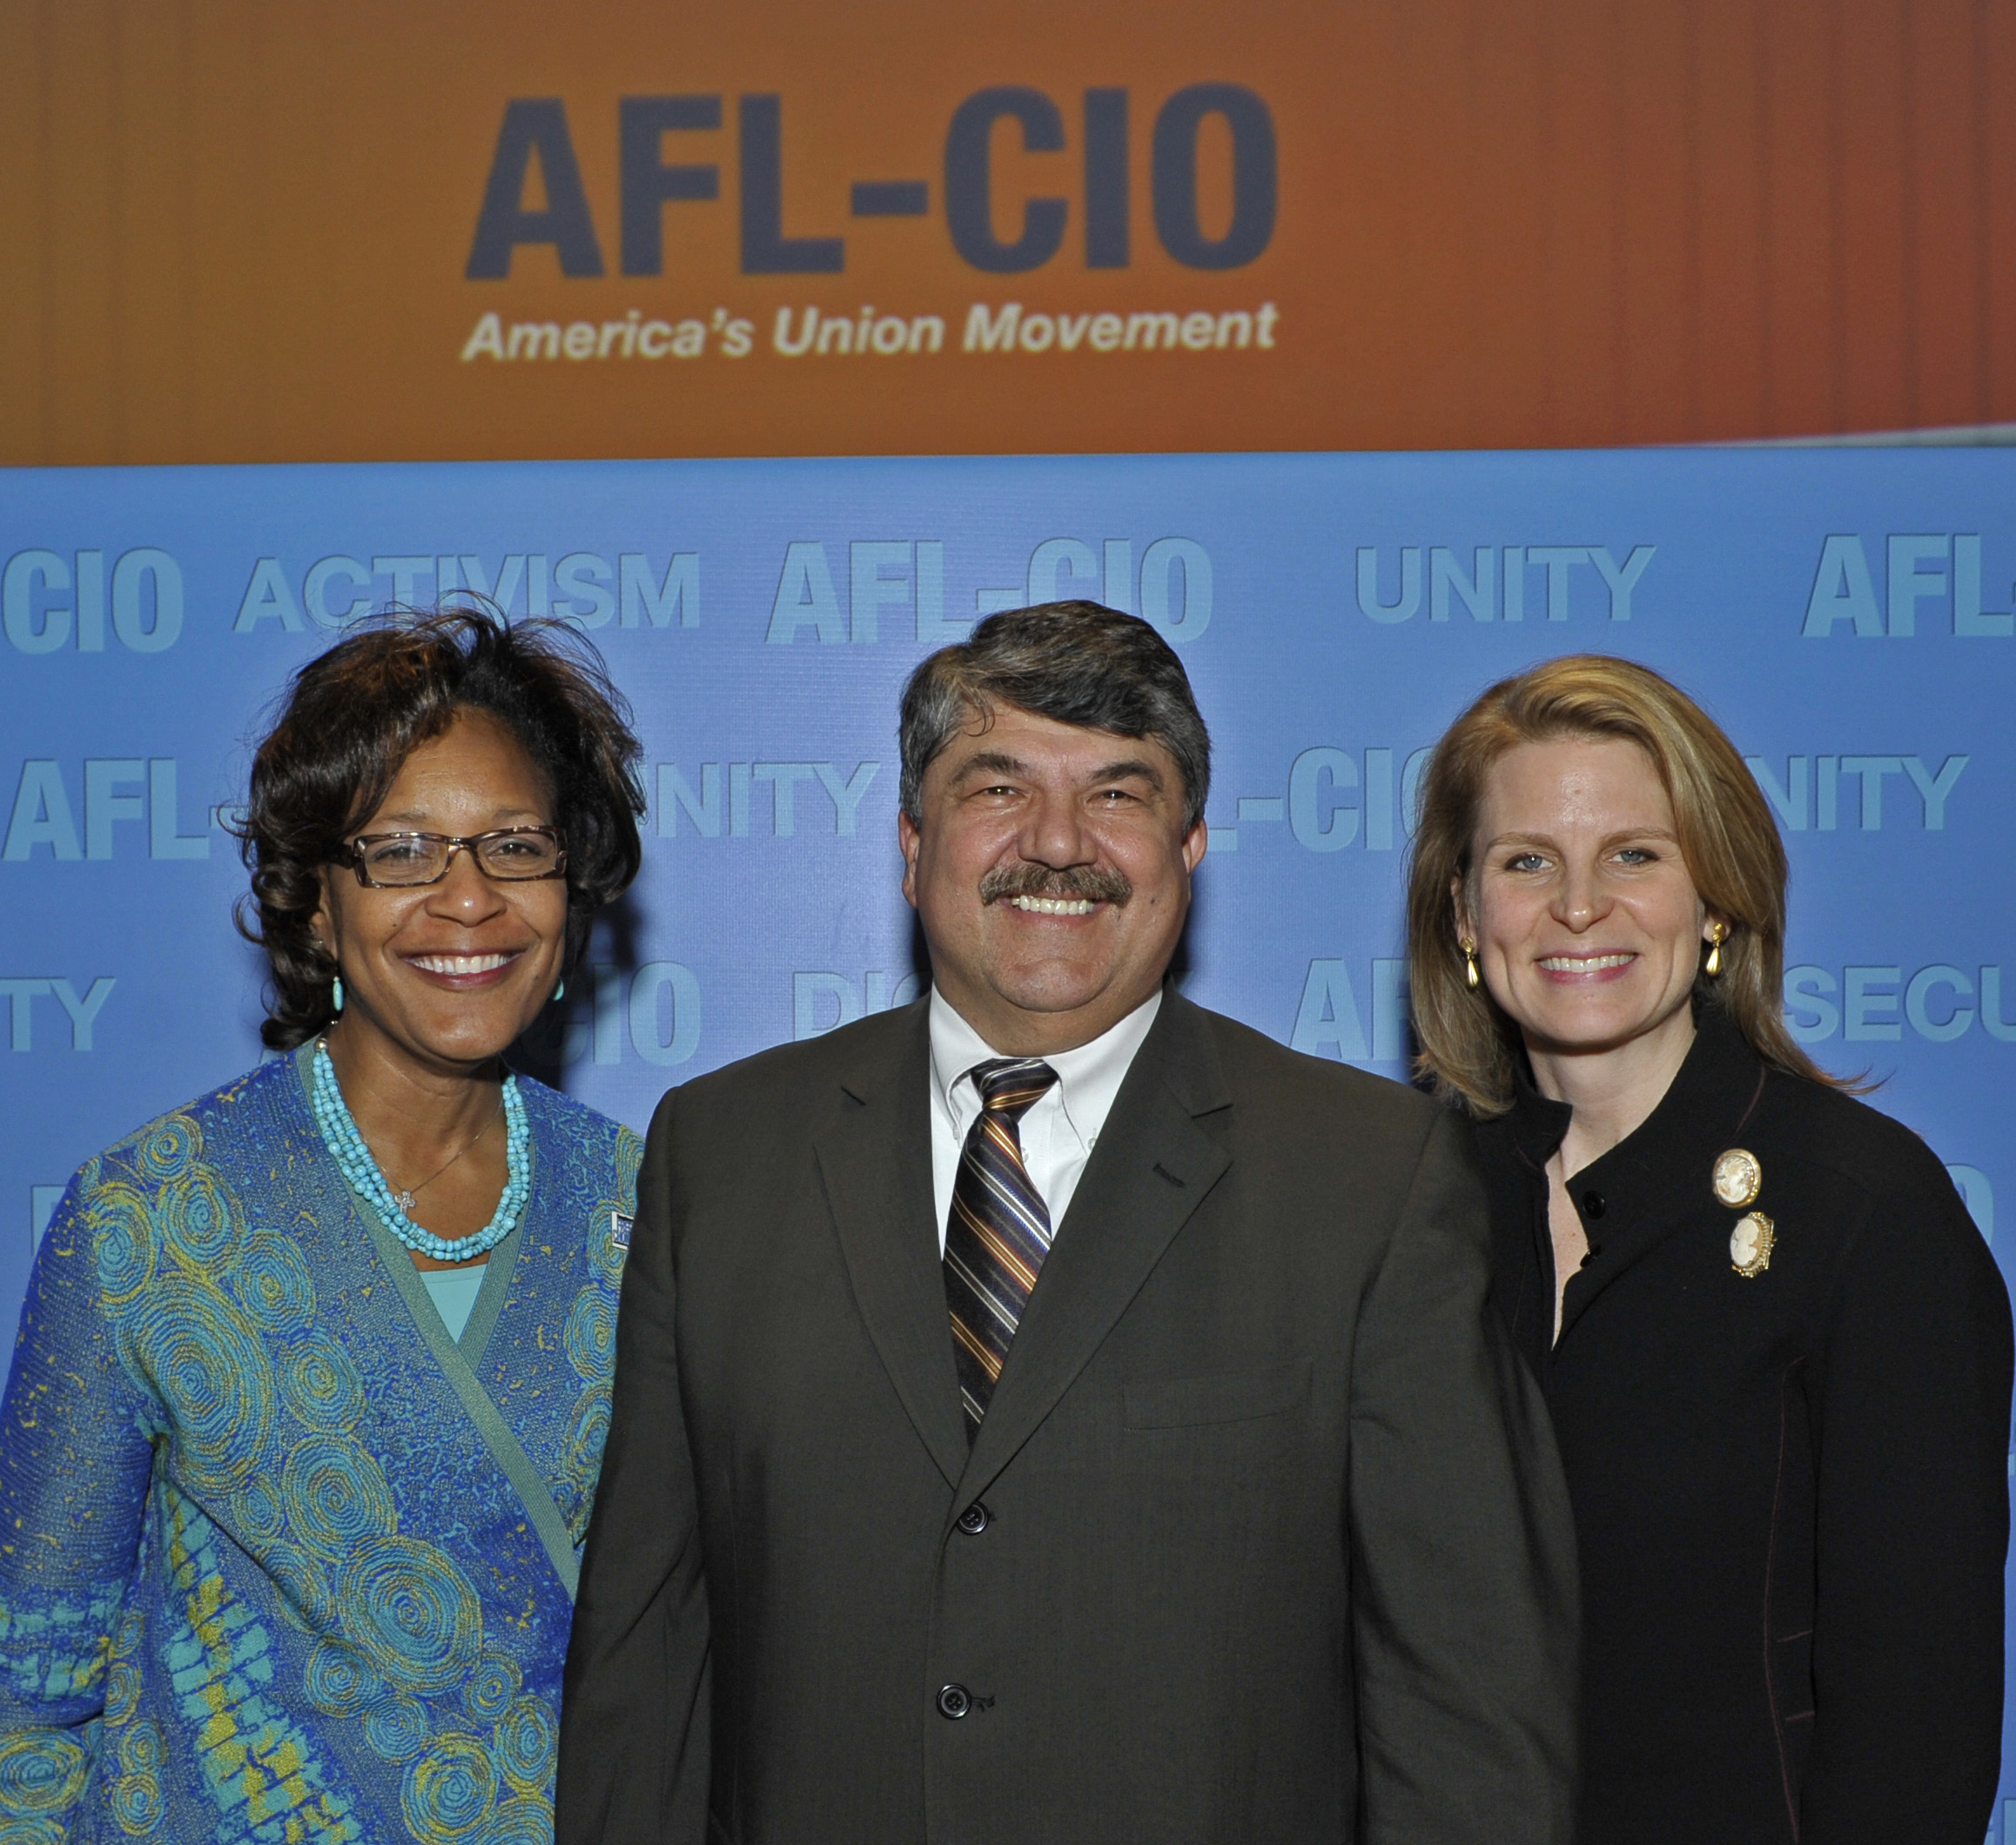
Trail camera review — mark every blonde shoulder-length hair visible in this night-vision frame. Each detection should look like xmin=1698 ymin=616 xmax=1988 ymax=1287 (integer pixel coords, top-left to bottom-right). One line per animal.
xmin=1405 ymin=653 xmax=1851 ymax=1117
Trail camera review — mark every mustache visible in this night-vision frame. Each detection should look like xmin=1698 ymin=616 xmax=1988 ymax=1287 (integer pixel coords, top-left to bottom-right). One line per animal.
xmin=979 ymin=862 xmax=1133 ymax=907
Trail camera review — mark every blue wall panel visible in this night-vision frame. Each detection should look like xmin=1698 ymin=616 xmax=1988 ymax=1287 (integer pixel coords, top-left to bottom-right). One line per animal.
xmin=3 ymin=446 xmax=2012 ymax=1784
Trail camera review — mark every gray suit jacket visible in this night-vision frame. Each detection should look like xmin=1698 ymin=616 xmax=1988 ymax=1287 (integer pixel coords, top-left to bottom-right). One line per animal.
xmin=558 ymin=990 xmax=1578 ymax=1844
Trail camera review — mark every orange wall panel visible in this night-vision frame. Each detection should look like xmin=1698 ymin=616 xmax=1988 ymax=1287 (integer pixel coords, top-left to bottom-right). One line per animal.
xmin=2 ymin=0 xmax=2011 ymax=463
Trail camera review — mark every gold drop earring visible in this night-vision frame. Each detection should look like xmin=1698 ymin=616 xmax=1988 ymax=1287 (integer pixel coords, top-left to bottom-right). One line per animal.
xmin=1705 ymin=922 xmax=1728 ymax=977
xmin=1462 ymin=938 xmax=1481 ymax=990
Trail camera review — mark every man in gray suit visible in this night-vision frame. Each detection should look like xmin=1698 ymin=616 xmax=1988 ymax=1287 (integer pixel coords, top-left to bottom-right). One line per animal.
xmin=558 ymin=601 xmax=1577 ymax=1844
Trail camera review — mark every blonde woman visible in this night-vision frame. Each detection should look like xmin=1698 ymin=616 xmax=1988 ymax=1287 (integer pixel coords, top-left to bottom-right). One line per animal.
xmin=1408 ymin=653 xmax=2010 ymax=1845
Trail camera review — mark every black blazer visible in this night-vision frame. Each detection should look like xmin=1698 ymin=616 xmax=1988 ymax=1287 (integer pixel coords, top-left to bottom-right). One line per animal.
xmin=559 ymin=989 xmax=1580 ymax=1845
xmin=1472 ymin=1003 xmax=2012 ymax=1845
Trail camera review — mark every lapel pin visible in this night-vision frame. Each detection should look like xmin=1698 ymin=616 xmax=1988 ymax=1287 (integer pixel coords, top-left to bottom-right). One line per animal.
xmin=1730 ymin=1212 xmax=1774 ymax=1278
xmin=1712 ymin=1148 xmax=1763 ymax=1210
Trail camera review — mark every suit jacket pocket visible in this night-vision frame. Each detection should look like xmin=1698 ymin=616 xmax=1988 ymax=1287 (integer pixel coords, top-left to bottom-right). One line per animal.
xmin=1123 ymin=1359 xmax=1311 ymax=1431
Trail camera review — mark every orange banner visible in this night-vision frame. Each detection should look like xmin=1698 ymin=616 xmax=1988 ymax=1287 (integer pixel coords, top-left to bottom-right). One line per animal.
xmin=4 ymin=0 xmax=2014 ymax=464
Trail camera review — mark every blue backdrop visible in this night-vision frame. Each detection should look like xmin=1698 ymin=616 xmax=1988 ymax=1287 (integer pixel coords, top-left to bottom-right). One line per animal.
xmin=4 ymin=447 xmax=2013 ymax=1807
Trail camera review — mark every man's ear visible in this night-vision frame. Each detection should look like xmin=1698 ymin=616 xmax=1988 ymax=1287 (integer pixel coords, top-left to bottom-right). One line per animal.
xmin=1180 ymin=819 xmax=1208 ymax=875
xmin=898 ymin=811 xmax=922 ymax=910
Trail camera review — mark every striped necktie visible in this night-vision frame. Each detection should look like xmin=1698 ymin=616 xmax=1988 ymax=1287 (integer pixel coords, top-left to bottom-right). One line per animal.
xmin=944 ymin=1057 xmax=1061 ymax=1439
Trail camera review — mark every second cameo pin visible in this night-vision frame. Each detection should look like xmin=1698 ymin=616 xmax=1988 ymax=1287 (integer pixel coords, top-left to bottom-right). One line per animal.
xmin=1730 ymin=1212 xmax=1775 ymax=1278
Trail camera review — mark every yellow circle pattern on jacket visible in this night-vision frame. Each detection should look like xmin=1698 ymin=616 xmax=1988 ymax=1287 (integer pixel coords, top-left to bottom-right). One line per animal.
xmin=77 ymin=1105 xmax=572 ymax=1839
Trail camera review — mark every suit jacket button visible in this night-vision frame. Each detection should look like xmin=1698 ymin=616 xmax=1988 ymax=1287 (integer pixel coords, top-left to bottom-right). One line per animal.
xmin=937 ymin=1683 xmax=971 ymax=1720
xmin=956 ymin=1504 xmax=990 ymax=1535
xmin=1581 ymin=1190 xmax=1606 ymax=1219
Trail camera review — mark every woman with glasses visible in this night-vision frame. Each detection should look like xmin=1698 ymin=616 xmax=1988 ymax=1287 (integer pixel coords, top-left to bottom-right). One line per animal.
xmin=0 ymin=608 xmax=646 ymax=1842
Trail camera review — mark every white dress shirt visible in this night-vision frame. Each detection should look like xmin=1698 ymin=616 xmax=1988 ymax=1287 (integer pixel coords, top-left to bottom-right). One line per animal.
xmin=928 ymin=985 xmax=1163 ymax=1253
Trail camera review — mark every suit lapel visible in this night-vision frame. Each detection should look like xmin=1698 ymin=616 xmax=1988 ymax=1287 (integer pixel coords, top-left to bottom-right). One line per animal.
xmin=960 ymin=992 xmax=1232 ymax=1498
xmin=814 ymin=1005 xmax=971 ymax=1490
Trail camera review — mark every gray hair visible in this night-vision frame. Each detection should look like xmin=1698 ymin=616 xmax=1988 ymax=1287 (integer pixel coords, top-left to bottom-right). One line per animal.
xmin=898 ymin=600 xmax=1211 ymax=827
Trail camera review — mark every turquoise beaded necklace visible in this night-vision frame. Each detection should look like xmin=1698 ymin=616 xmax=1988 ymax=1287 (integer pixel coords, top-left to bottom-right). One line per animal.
xmin=310 ymin=1038 xmax=530 ymax=1263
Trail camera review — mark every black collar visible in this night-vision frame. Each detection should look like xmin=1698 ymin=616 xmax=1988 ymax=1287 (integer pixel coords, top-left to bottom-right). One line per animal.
xmin=1503 ymin=1001 xmax=1765 ymax=1176
xmin=1497 ymin=1000 xmax=1771 ymax=1339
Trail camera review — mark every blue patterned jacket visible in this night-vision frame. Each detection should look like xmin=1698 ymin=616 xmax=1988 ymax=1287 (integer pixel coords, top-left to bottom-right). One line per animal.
xmin=0 ymin=1048 xmax=639 ymax=1843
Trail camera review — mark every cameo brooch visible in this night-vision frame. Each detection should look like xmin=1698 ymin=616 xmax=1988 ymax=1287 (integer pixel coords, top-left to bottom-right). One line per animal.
xmin=1711 ymin=1148 xmax=1762 ymax=1209
xmin=1730 ymin=1211 xmax=1775 ymax=1278
xmin=1714 ymin=1148 xmax=1773 ymax=1277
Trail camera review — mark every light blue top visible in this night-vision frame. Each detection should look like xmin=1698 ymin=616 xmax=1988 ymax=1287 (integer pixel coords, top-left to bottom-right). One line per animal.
xmin=423 ymin=1262 xmax=490 ymax=1341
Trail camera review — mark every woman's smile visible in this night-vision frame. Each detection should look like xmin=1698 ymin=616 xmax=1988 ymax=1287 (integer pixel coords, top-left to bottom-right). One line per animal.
xmin=403 ymin=948 xmax=523 ymax=985
xmin=1534 ymin=950 xmax=1637 ymax=979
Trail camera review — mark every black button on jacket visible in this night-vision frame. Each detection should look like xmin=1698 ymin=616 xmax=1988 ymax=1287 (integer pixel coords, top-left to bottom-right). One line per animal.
xmin=1470 ymin=1003 xmax=2013 ymax=1845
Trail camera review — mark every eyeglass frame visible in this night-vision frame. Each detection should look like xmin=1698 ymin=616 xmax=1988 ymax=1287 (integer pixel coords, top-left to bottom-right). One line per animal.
xmin=336 ymin=827 xmax=570 ymax=889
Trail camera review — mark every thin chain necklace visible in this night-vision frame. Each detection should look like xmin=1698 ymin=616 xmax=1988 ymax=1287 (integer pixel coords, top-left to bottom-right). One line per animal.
xmin=310 ymin=1038 xmax=530 ymax=1264
xmin=389 ymin=1100 xmax=501 ymax=1212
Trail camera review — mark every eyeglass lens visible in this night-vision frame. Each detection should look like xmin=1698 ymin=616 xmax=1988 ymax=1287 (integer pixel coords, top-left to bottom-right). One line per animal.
xmin=357 ymin=832 xmax=561 ymax=883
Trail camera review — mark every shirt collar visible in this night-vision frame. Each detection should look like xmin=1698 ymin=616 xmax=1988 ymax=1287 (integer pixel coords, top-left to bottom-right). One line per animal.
xmin=929 ymin=984 xmax=1165 ymax=1148
xmin=1495 ymin=997 xmax=1767 ymax=1190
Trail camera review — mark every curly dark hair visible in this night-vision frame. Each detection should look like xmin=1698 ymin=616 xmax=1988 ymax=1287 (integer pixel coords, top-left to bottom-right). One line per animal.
xmin=232 ymin=607 xmax=646 ymax=1050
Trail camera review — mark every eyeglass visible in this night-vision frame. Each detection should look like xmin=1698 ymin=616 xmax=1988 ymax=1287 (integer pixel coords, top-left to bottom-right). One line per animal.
xmin=339 ymin=827 xmax=568 ymax=888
